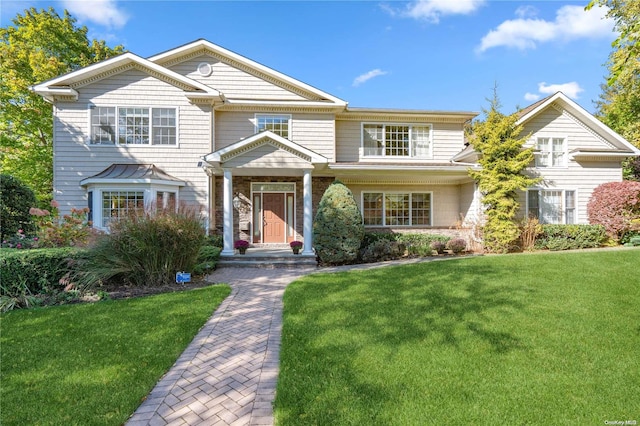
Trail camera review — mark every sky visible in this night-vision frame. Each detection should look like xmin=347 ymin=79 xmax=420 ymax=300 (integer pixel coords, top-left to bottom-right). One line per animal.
xmin=1 ymin=0 xmax=618 ymax=114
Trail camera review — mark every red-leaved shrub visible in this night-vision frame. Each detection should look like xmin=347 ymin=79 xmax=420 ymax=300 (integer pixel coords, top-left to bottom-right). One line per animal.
xmin=587 ymin=181 xmax=640 ymax=240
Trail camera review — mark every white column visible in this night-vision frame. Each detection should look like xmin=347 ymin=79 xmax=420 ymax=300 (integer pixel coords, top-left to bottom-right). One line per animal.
xmin=221 ymin=169 xmax=234 ymax=255
xmin=302 ymin=169 xmax=314 ymax=255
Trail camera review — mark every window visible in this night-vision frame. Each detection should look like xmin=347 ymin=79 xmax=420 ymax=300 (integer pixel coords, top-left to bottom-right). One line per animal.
xmin=102 ymin=191 xmax=144 ymax=227
xmin=363 ymin=192 xmax=432 ymax=226
xmin=90 ymin=107 xmax=177 ymax=145
xmin=256 ymin=114 xmax=290 ymax=138
xmin=535 ymin=137 xmax=565 ymax=167
xmin=362 ymin=123 xmax=432 ymax=158
xmin=156 ymin=191 xmax=176 ymax=210
xmin=527 ymin=189 xmax=576 ymax=224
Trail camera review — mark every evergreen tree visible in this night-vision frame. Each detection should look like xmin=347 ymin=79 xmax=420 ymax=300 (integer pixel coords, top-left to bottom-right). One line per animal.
xmin=313 ymin=180 xmax=364 ymax=265
xmin=467 ymin=92 xmax=541 ymax=253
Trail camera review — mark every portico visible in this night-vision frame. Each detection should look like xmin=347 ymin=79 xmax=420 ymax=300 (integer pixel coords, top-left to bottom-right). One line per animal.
xmin=202 ymin=131 xmax=329 ymax=256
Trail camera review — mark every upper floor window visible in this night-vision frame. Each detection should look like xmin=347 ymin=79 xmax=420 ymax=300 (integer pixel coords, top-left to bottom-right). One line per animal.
xmin=362 ymin=123 xmax=432 ymax=158
xmin=362 ymin=192 xmax=432 ymax=226
xmin=90 ymin=106 xmax=177 ymax=145
xmin=535 ymin=137 xmax=565 ymax=167
xmin=256 ymin=114 xmax=290 ymax=138
xmin=527 ymin=189 xmax=576 ymax=224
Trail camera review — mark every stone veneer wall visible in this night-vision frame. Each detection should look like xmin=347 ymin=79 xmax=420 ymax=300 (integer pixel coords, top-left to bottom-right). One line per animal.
xmin=212 ymin=175 xmax=334 ymax=243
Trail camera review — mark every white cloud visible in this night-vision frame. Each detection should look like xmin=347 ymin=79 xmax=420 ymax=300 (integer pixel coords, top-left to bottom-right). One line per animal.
xmin=515 ymin=5 xmax=538 ymax=19
xmin=383 ymin=0 xmax=485 ymax=23
xmin=477 ymin=5 xmax=614 ymax=53
xmin=353 ymin=69 xmax=388 ymax=87
xmin=524 ymin=92 xmax=540 ymax=102
xmin=61 ymin=0 xmax=129 ymax=29
xmin=538 ymin=81 xmax=584 ymax=99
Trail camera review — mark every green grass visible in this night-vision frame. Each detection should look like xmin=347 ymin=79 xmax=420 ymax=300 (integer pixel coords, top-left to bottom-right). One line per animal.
xmin=276 ymin=249 xmax=640 ymax=425
xmin=0 ymin=285 xmax=231 ymax=426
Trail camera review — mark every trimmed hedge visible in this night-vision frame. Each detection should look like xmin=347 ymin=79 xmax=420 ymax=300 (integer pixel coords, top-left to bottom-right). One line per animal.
xmin=0 ymin=248 xmax=84 ymax=295
xmin=361 ymin=232 xmax=451 ymax=257
xmin=534 ymin=224 xmax=607 ymax=251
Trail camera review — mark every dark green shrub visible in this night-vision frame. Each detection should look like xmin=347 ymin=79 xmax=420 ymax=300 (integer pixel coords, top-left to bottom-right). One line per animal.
xmin=0 ymin=247 xmax=85 ymax=311
xmin=534 ymin=225 xmax=607 ymax=251
xmin=193 ymin=245 xmax=222 ymax=275
xmin=0 ymin=174 xmax=37 ymax=241
xmin=76 ymin=206 xmax=206 ymax=287
xmin=360 ymin=239 xmax=406 ymax=263
xmin=313 ymin=181 xmax=364 ymax=265
xmin=205 ymin=234 xmax=224 ymax=248
xmin=625 ymin=235 xmax=640 ymax=247
xmin=447 ymin=238 xmax=467 ymax=254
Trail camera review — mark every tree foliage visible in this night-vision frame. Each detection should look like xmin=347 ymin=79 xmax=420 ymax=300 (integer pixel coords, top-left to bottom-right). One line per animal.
xmin=0 ymin=7 xmax=125 ymax=204
xmin=313 ymin=180 xmax=364 ymax=265
xmin=587 ymin=0 xmax=640 ymax=179
xmin=467 ymin=93 xmax=541 ymax=253
xmin=587 ymin=181 xmax=640 ymax=241
xmin=0 ymin=174 xmax=37 ymax=240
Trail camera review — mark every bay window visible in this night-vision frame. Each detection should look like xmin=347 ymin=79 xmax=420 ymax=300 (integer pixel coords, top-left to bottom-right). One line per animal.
xmin=363 ymin=192 xmax=432 ymax=226
xmin=362 ymin=123 xmax=432 ymax=158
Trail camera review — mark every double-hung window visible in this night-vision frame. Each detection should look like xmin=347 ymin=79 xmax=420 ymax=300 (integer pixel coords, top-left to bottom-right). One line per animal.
xmin=256 ymin=114 xmax=290 ymax=138
xmin=362 ymin=123 xmax=432 ymax=158
xmin=363 ymin=192 xmax=432 ymax=226
xmin=535 ymin=137 xmax=565 ymax=167
xmin=90 ymin=107 xmax=177 ymax=145
xmin=527 ymin=189 xmax=576 ymax=224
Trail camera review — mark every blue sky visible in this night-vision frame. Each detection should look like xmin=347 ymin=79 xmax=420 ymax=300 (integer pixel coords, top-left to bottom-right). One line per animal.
xmin=2 ymin=0 xmax=617 ymax=114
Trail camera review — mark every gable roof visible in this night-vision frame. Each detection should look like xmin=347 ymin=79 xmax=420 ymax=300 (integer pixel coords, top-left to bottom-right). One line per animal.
xmin=516 ymin=92 xmax=639 ymax=154
xmin=31 ymin=52 xmax=223 ymax=103
xmin=148 ymin=39 xmax=347 ymax=108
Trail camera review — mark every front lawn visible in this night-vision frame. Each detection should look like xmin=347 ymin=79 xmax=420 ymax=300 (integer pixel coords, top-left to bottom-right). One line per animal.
xmin=0 ymin=285 xmax=231 ymax=426
xmin=276 ymin=249 xmax=640 ymax=425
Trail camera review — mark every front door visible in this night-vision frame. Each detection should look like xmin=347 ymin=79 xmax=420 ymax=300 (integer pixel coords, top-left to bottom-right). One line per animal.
xmin=263 ymin=193 xmax=285 ymax=243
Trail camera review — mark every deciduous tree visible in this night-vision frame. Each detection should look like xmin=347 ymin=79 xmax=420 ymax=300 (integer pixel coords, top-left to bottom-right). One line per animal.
xmin=0 ymin=7 xmax=124 ymax=204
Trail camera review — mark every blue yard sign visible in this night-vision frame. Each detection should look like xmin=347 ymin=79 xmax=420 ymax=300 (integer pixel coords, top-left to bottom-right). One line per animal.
xmin=176 ymin=272 xmax=191 ymax=284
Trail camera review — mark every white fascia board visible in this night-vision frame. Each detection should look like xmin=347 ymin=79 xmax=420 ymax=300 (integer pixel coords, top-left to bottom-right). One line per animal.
xmin=80 ymin=177 xmax=186 ymax=187
xmin=217 ymin=99 xmax=346 ymax=111
xmin=517 ymin=92 xmax=640 ymax=154
xmin=149 ymin=39 xmax=347 ymax=106
xmin=570 ymin=151 xmax=640 ymax=159
xmin=203 ymin=131 xmax=328 ymax=164
xmin=30 ymin=87 xmax=79 ymax=103
xmin=31 ymin=52 xmax=220 ymax=98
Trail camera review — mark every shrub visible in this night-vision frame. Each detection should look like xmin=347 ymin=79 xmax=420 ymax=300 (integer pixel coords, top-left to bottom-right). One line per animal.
xmin=193 ymin=245 xmax=221 ymax=276
xmin=74 ymin=205 xmax=206 ymax=288
xmin=587 ymin=181 xmax=640 ymax=241
xmin=361 ymin=232 xmax=451 ymax=257
xmin=0 ymin=174 xmax=37 ymax=241
xmin=431 ymin=240 xmax=447 ymax=254
xmin=31 ymin=201 xmax=100 ymax=248
xmin=446 ymin=238 xmax=467 ymax=254
xmin=313 ymin=181 xmax=364 ymax=265
xmin=0 ymin=248 xmax=86 ymax=311
xmin=205 ymin=234 xmax=224 ymax=248
xmin=360 ymin=239 xmax=406 ymax=263
xmin=520 ymin=217 xmax=543 ymax=251
xmin=534 ymin=225 xmax=607 ymax=251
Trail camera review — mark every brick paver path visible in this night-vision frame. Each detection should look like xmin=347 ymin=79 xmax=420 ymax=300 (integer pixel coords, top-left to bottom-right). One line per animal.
xmin=126 ymin=267 xmax=312 ymax=426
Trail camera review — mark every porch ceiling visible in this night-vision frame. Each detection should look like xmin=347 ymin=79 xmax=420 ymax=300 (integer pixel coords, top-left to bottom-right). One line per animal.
xmin=330 ymin=163 xmax=475 ymax=185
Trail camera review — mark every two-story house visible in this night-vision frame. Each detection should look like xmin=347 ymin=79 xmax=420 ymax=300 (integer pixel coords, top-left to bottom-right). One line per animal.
xmin=31 ymin=39 xmax=640 ymax=255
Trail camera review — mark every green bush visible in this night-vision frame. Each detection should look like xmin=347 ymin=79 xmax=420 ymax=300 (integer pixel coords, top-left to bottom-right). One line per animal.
xmin=534 ymin=224 xmax=607 ymax=251
xmin=360 ymin=239 xmax=406 ymax=263
xmin=313 ymin=181 xmax=364 ymax=265
xmin=0 ymin=174 xmax=37 ymax=241
xmin=75 ymin=206 xmax=206 ymax=288
xmin=0 ymin=248 xmax=85 ymax=311
xmin=193 ymin=245 xmax=222 ymax=275
xmin=360 ymin=232 xmax=451 ymax=257
xmin=446 ymin=238 xmax=467 ymax=254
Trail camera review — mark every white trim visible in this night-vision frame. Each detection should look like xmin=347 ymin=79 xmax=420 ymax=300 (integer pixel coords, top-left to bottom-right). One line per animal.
xmin=254 ymin=113 xmax=292 ymax=138
xmin=533 ymin=135 xmax=568 ymax=169
xmin=250 ymin=182 xmax=297 ymax=245
xmin=360 ymin=122 xmax=433 ymax=159
xmin=526 ymin=188 xmax=577 ymax=225
xmin=361 ymin=190 xmax=433 ymax=227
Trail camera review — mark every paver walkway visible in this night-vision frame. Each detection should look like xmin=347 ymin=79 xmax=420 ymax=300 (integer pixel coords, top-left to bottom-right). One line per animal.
xmin=126 ymin=267 xmax=312 ymax=426
xmin=125 ymin=256 xmax=444 ymax=426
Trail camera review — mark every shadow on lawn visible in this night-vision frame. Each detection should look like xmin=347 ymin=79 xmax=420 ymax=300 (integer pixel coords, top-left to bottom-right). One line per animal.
xmin=277 ymin=258 xmax=536 ymax=425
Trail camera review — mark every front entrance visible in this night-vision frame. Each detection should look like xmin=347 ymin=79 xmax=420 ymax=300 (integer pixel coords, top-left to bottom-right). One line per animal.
xmin=252 ymin=183 xmax=296 ymax=244
xmin=263 ymin=193 xmax=285 ymax=243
